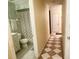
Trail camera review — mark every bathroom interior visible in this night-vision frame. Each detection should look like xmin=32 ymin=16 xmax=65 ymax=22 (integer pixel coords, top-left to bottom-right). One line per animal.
xmin=8 ymin=0 xmax=36 ymax=59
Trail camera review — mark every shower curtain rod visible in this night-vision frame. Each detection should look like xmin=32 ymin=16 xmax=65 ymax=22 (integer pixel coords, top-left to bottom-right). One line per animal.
xmin=16 ymin=8 xmax=29 ymax=12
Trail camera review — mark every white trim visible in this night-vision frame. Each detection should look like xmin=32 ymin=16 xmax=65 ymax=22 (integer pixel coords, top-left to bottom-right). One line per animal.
xmin=29 ymin=0 xmax=38 ymax=58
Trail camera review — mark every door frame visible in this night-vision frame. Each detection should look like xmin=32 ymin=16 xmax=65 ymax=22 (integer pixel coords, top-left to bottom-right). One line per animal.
xmin=8 ymin=0 xmax=38 ymax=58
xmin=8 ymin=25 xmax=16 ymax=59
xmin=49 ymin=10 xmax=52 ymax=34
xmin=62 ymin=0 xmax=70 ymax=59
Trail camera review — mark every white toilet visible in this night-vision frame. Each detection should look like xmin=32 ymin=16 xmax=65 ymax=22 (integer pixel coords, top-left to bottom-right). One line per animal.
xmin=20 ymin=38 xmax=29 ymax=48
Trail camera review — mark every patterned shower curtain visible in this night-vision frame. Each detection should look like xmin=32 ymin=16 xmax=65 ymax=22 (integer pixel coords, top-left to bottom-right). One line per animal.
xmin=10 ymin=19 xmax=17 ymax=32
xmin=17 ymin=9 xmax=33 ymax=40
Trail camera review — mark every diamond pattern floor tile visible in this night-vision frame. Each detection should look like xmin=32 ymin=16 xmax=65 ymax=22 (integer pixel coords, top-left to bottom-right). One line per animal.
xmin=39 ymin=34 xmax=63 ymax=59
xmin=54 ymin=44 xmax=61 ymax=48
xmin=55 ymin=41 xmax=61 ymax=43
xmin=41 ymin=53 xmax=50 ymax=59
xmin=51 ymin=36 xmax=54 ymax=38
xmin=49 ymin=38 xmax=54 ymax=40
xmin=47 ymin=44 xmax=53 ymax=47
xmin=48 ymin=41 xmax=53 ymax=43
xmin=44 ymin=48 xmax=52 ymax=52
xmin=55 ymin=38 xmax=60 ymax=40
xmin=53 ymin=48 xmax=61 ymax=53
xmin=55 ymin=35 xmax=62 ymax=38
xmin=52 ymin=54 xmax=62 ymax=59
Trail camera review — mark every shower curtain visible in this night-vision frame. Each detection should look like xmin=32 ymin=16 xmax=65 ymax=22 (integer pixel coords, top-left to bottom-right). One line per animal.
xmin=10 ymin=19 xmax=17 ymax=32
xmin=17 ymin=9 xmax=33 ymax=40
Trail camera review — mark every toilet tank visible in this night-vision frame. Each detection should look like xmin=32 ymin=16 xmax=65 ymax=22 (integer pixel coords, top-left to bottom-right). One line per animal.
xmin=17 ymin=33 xmax=21 ymax=40
xmin=11 ymin=33 xmax=21 ymax=52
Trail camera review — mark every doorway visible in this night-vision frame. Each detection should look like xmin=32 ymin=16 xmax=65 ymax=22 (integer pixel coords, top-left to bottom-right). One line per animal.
xmin=49 ymin=10 xmax=51 ymax=34
xmin=49 ymin=4 xmax=62 ymax=34
xmin=8 ymin=1 xmax=36 ymax=59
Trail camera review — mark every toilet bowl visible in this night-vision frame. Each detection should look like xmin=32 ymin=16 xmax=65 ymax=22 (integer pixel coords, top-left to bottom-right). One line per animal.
xmin=20 ymin=39 xmax=28 ymax=48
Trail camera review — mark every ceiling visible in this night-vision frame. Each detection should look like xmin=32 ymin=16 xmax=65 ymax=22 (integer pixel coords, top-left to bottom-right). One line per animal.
xmin=45 ymin=0 xmax=64 ymax=4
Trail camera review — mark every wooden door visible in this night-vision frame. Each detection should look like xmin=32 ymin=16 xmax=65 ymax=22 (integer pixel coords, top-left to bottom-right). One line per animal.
xmin=50 ymin=5 xmax=62 ymax=33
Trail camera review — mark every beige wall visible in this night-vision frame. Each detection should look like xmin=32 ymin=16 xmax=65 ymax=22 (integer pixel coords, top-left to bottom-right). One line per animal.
xmin=31 ymin=0 xmax=50 ymax=57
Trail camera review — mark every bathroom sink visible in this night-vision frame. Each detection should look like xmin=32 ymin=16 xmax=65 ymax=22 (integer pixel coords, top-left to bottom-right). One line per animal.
xmin=11 ymin=32 xmax=21 ymax=52
xmin=11 ymin=33 xmax=16 ymax=35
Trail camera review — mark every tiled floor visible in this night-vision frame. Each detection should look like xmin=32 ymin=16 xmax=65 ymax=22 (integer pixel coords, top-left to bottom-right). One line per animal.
xmin=16 ymin=42 xmax=35 ymax=59
xmin=21 ymin=50 xmax=36 ymax=59
xmin=39 ymin=33 xmax=63 ymax=59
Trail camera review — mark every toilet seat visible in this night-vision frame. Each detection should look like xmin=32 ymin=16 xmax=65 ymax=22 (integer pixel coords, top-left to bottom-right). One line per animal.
xmin=20 ymin=39 xmax=28 ymax=44
xmin=20 ymin=38 xmax=29 ymax=48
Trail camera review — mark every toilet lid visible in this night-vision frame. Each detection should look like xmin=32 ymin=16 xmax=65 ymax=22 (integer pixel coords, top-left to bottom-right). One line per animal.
xmin=20 ymin=38 xmax=28 ymax=43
